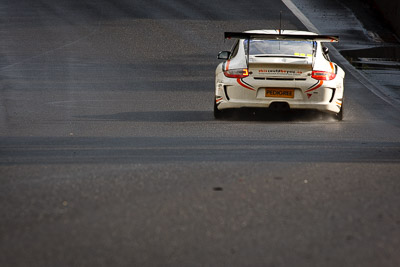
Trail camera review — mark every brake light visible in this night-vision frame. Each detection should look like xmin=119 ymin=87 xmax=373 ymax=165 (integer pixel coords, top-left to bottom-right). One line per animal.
xmin=224 ymin=68 xmax=249 ymax=78
xmin=312 ymin=70 xmax=336 ymax=81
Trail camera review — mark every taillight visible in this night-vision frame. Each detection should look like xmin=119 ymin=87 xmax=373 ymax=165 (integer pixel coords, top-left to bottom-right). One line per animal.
xmin=312 ymin=70 xmax=336 ymax=81
xmin=224 ymin=68 xmax=249 ymax=78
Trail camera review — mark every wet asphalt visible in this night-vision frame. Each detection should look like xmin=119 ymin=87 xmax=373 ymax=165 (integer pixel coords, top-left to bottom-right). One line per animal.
xmin=1 ymin=0 xmax=400 ymax=266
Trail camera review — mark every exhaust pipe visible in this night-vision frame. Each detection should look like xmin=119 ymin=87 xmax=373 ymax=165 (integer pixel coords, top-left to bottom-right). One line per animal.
xmin=269 ymin=102 xmax=290 ymax=111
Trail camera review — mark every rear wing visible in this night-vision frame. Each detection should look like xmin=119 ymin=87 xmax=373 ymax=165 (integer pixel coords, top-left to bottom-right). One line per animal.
xmin=224 ymin=32 xmax=339 ymax=42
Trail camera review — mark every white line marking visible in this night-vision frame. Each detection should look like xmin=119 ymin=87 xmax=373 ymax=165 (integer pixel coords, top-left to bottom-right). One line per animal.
xmin=281 ymin=0 xmax=319 ymax=34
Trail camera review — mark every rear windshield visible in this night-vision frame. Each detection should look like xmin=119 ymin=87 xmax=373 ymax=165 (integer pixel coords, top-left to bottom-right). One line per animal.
xmin=244 ymin=40 xmax=315 ymax=57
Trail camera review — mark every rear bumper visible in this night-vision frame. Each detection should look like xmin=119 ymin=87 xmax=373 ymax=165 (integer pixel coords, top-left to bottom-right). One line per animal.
xmin=215 ymin=78 xmax=343 ymax=114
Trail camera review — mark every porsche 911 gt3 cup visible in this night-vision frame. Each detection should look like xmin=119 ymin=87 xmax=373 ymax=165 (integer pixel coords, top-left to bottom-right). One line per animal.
xmin=214 ymin=30 xmax=345 ymax=120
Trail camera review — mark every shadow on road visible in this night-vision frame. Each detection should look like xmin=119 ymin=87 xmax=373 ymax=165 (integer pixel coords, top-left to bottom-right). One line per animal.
xmin=75 ymin=110 xmax=337 ymax=123
xmin=75 ymin=111 xmax=212 ymax=122
xmin=215 ymin=109 xmax=337 ymax=122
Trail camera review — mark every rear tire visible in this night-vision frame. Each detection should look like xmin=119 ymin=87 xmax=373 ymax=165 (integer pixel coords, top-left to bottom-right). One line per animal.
xmin=214 ymin=102 xmax=224 ymax=119
xmin=214 ymin=102 xmax=232 ymax=119
xmin=334 ymin=104 xmax=343 ymax=121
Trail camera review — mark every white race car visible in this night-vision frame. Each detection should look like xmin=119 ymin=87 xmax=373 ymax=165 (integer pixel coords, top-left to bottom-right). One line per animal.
xmin=215 ymin=30 xmax=345 ymax=120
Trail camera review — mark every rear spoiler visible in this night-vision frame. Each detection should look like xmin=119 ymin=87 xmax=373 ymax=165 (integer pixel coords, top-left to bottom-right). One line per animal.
xmin=224 ymin=32 xmax=339 ymax=42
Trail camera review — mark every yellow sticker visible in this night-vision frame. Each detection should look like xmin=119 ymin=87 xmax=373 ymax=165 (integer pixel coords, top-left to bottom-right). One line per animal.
xmin=295 ymin=53 xmax=312 ymax=57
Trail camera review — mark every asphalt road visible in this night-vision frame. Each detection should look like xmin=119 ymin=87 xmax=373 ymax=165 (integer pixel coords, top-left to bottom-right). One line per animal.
xmin=1 ymin=0 xmax=400 ymax=266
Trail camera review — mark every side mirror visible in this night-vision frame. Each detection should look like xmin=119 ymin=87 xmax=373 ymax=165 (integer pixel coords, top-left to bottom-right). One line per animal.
xmin=217 ymin=51 xmax=231 ymax=60
xmin=323 ymin=47 xmax=329 ymax=55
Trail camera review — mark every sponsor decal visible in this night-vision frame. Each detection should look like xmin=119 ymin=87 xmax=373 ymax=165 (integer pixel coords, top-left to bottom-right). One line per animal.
xmin=258 ymin=69 xmax=303 ymax=75
xmin=265 ymin=89 xmax=294 ymax=98
xmin=305 ymin=81 xmax=323 ymax=99
xmin=224 ymin=60 xmax=230 ymax=71
xmin=237 ymin=78 xmax=255 ymax=91
xmin=306 ymin=81 xmax=323 ymax=92
xmin=330 ymin=62 xmax=335 ymax=73
xmin=294 ymin=53 xmax=312 ymax=57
